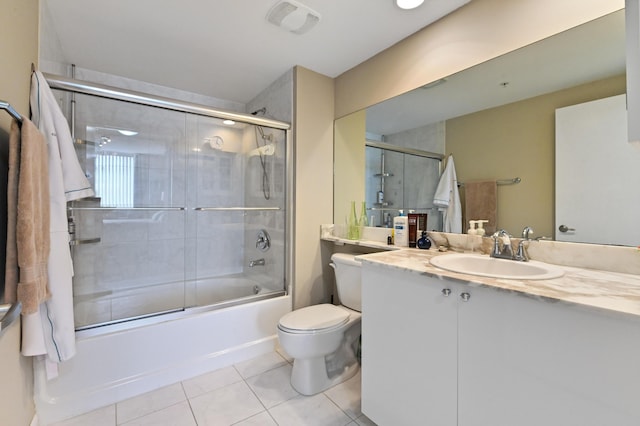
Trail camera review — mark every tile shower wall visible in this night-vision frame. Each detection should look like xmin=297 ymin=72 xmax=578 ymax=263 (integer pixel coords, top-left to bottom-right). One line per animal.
xmin=244 ymin=69 xmax=292 ymax=292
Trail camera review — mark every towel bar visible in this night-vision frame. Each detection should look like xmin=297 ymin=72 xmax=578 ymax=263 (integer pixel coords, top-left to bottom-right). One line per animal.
xmin=458 ymin=177 xmax=521 ymax=188
xmin=0 ymin=302 xmax=22 ymax=336
xmin=0 ymin=99 xmax=22 ymax=123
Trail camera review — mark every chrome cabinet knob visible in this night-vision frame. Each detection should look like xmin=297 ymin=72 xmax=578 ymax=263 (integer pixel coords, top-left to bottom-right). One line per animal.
xmin=441 ymin=288 xmax=451 ymax=297
xmin=460 ymin=292 xmax=471 ymax=302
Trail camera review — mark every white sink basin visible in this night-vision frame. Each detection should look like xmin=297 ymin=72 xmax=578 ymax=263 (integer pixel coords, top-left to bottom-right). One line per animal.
xmin=429 ymin=253 xmax=564 ymax=280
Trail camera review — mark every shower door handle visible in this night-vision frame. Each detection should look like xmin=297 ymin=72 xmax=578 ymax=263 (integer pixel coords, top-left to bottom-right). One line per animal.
xmin=69 ymin=237 xmax=102 ymax=246
xmin=0 ymin=302 xmax=21 ymax=336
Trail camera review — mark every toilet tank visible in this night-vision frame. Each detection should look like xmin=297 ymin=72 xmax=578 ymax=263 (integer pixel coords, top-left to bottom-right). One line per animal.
xmin=330 ymin=253 xmax=362 ymax=312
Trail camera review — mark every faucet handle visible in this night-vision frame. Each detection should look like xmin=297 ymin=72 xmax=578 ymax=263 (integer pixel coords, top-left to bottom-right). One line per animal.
xmin=521 ymin=226 xmax=534 ymax=240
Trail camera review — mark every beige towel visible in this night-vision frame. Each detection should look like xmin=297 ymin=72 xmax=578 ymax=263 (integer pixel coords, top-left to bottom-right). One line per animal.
xmin=5 ymin=118 xmax=51 ymax=313
xmin=463 ymin=180 xmax=497 ymax=236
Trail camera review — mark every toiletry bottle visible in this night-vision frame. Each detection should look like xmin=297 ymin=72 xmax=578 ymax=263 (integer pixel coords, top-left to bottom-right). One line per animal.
xmin=347 ymin=201 xmax=358 ymax=240
xmin=393 ymin=210 xmax=409 ymax=247
xmin=417 ymin=231 xmax=432 ymax=249
xmin=476 ymin=220 xmax=488 ymax=236
xmin=357 ymin=201 xmax=368 ymax=239
xmin=408 ymin=212 xmax=419 ymax=248
xmin=467 ymin=220 xmax=477 ymax=235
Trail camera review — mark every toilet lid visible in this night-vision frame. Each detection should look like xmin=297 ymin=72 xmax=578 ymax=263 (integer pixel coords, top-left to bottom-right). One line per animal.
xmin=279 ymin=304 xmax=349 ymax=332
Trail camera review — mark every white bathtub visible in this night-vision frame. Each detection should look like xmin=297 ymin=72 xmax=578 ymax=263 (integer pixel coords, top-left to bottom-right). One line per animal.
xmin=34 ymin=292 xmax=291 ymax=425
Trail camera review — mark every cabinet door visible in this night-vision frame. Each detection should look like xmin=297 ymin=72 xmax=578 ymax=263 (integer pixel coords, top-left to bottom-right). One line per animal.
xmin=458 ymin=285 xmax=640 ymax=426
xmin=361 ymin=264 xmax=457 ymax=426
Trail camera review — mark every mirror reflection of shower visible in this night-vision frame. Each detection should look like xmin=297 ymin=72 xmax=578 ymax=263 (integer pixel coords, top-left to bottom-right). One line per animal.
xmin=374 ymin=150 xmax=394 ymax=227
xmin=251 ymin=107 xmax=274 ymax=200
xmin=365 ymin=141 xmax=443 ymax=231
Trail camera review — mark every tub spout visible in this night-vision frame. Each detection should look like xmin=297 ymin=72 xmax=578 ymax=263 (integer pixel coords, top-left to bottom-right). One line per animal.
xmin=249 ymin=258 xmax=265 ymax=267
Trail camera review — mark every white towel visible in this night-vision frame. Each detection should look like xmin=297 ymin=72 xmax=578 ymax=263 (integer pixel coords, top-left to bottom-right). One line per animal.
xmin=433 ymin=155 xmax=462 ymax=233
xmin=26 ymin=71 xmax=95 ymax=367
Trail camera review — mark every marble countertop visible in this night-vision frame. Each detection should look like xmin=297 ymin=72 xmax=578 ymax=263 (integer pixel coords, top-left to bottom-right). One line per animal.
xmin=356 ymin=248 xmax=640 ymax=318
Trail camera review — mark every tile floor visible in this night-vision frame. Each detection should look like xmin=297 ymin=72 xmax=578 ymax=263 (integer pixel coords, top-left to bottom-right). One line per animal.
xmin=51 ymin=348 xmax=377 ymax=426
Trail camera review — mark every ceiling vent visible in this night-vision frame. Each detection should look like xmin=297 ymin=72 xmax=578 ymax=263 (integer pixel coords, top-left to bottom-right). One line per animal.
xmin=266 ymin=1 xmax=321 ymax=35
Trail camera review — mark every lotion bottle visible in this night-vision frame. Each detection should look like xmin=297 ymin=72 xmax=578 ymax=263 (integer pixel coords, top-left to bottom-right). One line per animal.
xmin=393 ymin=210 xmax=409 ymax=247
xmin=476 ymin=220 xmax=488 ymax=236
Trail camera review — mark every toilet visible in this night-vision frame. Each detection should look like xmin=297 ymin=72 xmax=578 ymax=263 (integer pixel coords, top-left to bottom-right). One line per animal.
xmin=277 ymin=252 xmax=362 ymax=395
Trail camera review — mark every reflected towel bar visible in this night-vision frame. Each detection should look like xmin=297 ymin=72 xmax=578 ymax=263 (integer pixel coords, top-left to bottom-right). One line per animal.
xmin=1 ymin=99 xmax=22 ymax=123
xmin=458 ymin=177 xmax=521 ymax=188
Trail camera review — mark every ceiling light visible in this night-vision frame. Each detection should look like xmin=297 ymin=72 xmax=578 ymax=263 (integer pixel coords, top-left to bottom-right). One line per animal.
xmin=117 ymin=129 xmax=138 ymax=136
xmin=223 ymin=119 xmax=235 ymax=125
xmin=396 ymin=0 xmax=425 ymax=10
xmin=266 ymin=0 xmax=321 ymax=35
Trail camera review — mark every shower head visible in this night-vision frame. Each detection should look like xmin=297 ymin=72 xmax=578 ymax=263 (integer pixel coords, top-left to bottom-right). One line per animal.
xmin=249 ymin=144 xmax=276 ymax=157
xmin=251 ymin=107 xmax=267 ymax=116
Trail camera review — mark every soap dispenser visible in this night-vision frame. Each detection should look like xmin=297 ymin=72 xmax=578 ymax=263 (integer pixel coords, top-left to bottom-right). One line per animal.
xmin=467 ymin=220 xmax=477 ymax=235
xmin=476 ymin=220 xmax=488 ymax=237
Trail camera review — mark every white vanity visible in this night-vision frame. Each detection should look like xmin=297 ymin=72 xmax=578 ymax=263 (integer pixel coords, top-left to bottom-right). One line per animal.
xmin=357 ymin=248 xmax=640 ymax=426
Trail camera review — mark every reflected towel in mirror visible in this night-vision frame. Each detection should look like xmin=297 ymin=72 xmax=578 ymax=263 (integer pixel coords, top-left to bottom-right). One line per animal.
xmin=433 ymin=155 xmax=462 ymax=233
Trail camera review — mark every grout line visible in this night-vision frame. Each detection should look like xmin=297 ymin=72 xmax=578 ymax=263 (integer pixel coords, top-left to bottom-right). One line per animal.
xmin=322 ymin=392 xmax=355 ymax=425
xmin=180 ymin=381 xmax=199 ymax=426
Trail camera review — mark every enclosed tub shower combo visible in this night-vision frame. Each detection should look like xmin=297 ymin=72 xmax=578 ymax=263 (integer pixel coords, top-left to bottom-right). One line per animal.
xmin=34 ymin=74 xmax=293 ymax=424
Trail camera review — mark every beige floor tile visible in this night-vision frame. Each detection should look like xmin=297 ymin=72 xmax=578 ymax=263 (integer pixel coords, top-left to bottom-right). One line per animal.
xmin=246 ymin=364 xmax=299 ymax=408
xmin=116 ymin=383 xmax=186 ymax=424
xmin=120 ymin=401 xmax=196 ymax=426
xmin=189 ymin=381 xmax=265 ymax=425
xmin=182 ymin=365 xmax=243 ymax=399
xmin=324 ymin=370 xmax=362 ymax=419
xmin=232 ymin=411 xmax=278 ymax=425
xmin=355 ymin=413 xmax=378 ymax=425
xmin=234 ymin=351 xmax=288 ymax=379
xmin=268 ymin=393 xmax=352 ymax=426
xmin=51 ymin=404 xmax=115 ymax=426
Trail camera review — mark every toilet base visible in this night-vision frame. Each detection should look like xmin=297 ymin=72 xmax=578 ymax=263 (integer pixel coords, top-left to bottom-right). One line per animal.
xmin=290 ymin=354 xmax=360 ymax=396
xmin=290 ymin=333 xmax=360 ymax=395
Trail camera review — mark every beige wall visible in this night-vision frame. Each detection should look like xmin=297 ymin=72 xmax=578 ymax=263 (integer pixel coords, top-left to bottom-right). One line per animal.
xmin=447 ymin=74 xmax=626 ymax=238
xmin=334 ymin=0 xmax=623 ymax=119
xmin=0 ymin=0 xmax=39 ymax=424
xmin=293 ymin=67 xmax=335 ymax=309
xmin=333 ymin=110 xmax=366 ymax=223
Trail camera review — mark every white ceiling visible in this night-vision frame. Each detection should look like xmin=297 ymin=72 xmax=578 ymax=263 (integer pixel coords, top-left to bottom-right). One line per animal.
xmin=43 ymin=0 xmax=470 ymax=105
xmin=366 ymin=9 xmax=626 ymax=135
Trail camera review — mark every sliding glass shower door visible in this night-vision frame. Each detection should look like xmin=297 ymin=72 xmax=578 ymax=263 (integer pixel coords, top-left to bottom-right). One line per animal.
xmin=64 ymin=91 xmax=287 ymax=330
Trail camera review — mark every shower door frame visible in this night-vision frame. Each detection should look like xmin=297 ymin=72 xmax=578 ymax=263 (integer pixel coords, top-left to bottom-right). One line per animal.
xmin=45 ymin=72 xmax=294 ymax=330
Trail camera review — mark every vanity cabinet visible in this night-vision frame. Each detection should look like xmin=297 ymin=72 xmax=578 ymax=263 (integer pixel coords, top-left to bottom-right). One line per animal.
xmin=361 ymin=262 xmax=640 ymax=426
xmin=361 ymin=265 xmax=459 ymax=425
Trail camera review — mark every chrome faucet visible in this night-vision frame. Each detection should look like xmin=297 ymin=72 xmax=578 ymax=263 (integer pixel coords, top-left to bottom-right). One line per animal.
xmin=491 ymin=229 xmax=514 ymax=260
xmin=514 ymin=226 xmax=533 ymax=262
xmin=249 ymin=258 xmax=265 ymax=267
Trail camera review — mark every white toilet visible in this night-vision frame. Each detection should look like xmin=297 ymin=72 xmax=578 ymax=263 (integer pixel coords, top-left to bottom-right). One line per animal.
xmin=277 ymin=252 xmax=362 ymax=395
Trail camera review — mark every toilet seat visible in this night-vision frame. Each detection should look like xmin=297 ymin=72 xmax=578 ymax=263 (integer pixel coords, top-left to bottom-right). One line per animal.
xmin=278 ymin=304 xmax=350 ymax=334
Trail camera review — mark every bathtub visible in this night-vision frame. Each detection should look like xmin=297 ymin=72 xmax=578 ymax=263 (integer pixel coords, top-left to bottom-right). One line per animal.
xmin=34 ymin=284 xmax=291 ymax=425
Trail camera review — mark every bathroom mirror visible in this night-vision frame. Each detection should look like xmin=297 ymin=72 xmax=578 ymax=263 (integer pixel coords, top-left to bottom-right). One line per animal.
xmin=334 ymin=9 xmax=631 ymax=245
